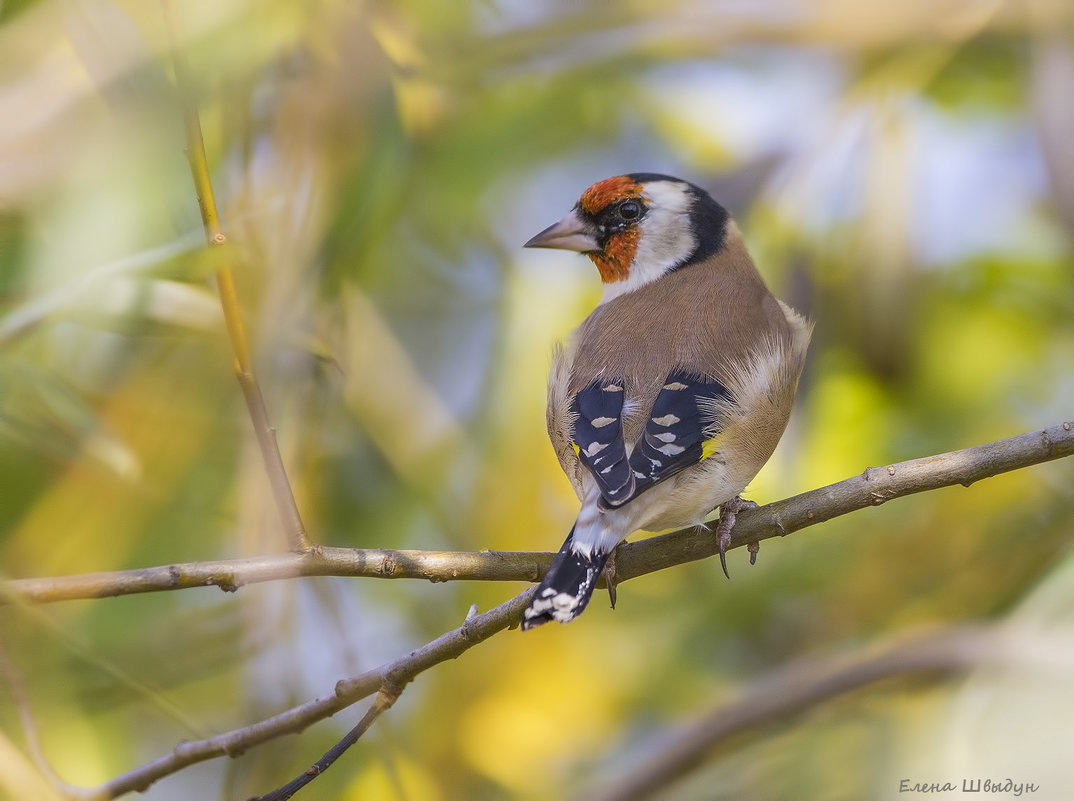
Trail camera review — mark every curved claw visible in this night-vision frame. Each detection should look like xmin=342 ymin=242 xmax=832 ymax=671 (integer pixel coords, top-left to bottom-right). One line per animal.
xmin=714 ymin=496 xmax=760 ymax=579
xmin=603 ymin=547 xmax=620 ymax=609
xmin=718 ymin=536 xmax=731 ymax=579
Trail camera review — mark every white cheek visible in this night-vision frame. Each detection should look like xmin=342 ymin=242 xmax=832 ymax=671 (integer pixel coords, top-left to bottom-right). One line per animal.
xmin=599 ymin=182 xmax=696 ymax=304
xmin=634 ymin=207 xmax=695 ymax=274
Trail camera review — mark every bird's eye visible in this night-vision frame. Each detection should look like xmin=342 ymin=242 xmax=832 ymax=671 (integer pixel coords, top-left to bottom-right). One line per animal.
xmin=618 ymin=200 xmax=642 ymax=221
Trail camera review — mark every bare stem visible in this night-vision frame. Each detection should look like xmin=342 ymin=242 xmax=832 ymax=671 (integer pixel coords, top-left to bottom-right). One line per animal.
xmin=163 ymin=1 xmax=310 ymax=552
xmin=5 ymin=421 xmax=1071 ymax=605
xmin=249 ymin=688 xmax=401 ymax=801
xmin=34 ymin=420 xmax=1074 ymax=799
xmin=1 ymin=547 xmax=548 ymax=604
xmin=0 ymin=642 xmax=79 ymax=800
xmin=81 ymin=591 xmax=532 ymax=800
xmin=613 ymin=419 xmax=1074 ymax=581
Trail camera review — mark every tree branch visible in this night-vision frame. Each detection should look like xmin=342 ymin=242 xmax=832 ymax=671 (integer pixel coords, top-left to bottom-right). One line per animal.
xmin=164 ymin=0 xmax=310 ymax=553
xmin=614 ymin=420 xmax=1074 ymax=581
xmin=4 ymin=421 xmax=1071 ymax=605
xmin=582 ymin=623 xmax=1074 ymax=801
xmin=34 ymin=421 xmax=1070 ymax=798
xmin=80 ymin=590 xmax=533 ymax=800
xmin=0 ymin=547 xmax=548 ymax=604
xmin=249 ymin=688 xmax=400 ymax=801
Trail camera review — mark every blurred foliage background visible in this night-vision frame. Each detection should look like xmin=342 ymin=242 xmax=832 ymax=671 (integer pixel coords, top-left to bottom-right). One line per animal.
xmin=1 ymin=0 xmax=1073 ymax=799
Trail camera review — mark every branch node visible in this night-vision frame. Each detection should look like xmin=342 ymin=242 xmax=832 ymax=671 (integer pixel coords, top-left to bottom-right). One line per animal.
xmin=56 ymin=422 xmax=1074 ymax=798
xmin=887 ymin=465 xmax=896 ymax=476
xmin=1040 ymin=430 xmax=1054 ymax=455
xmin=772 ymin=513 xmax=787 ymax=536
xmin=379 ymin=679 xmax=406 ymax=704
xmin=221 ymin=739 xmax=247 ymax=759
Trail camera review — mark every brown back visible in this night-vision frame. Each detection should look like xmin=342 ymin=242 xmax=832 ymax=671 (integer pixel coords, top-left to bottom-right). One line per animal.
xmin=568 ymin=241 xmax=791 ymax=444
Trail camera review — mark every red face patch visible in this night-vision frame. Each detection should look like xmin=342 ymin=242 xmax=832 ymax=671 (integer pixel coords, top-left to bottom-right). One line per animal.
xmin=576 ymin=175 xmax=646 ymax=284
xmin=578 ymin=175 xmax=643 ymax=216
xmin=588 ymin=229 xmax=637 ymax=283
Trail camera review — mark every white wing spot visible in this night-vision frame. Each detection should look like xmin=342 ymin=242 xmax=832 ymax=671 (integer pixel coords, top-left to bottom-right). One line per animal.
xmin=657 ymin=443 xmax=685 ymax=456
xmin=602 ymin=384 xmax=624 ymax=392
xmin=633 ymin=470 xmax=646 ymax=478
xmin=584 ymin=441 xmax=609 ymax=457
xmin=663 ymin=381 xmax=688 ymax=391
xmin=601 ymin=465 xmax=614 ymax=474
xmin=591 ymin=416 xmax=616 ymax=428
xmin=653 ymin=432 xmax=677 ymax=443
xmin=652 ymin=414 xmax=680 ymax=426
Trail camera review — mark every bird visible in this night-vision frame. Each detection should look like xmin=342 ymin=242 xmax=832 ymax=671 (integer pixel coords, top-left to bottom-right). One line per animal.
xmin=521 ymin=173 xmax=811 ymax=629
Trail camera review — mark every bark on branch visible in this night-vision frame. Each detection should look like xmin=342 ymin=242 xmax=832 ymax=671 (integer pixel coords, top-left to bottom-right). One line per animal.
xmin=4 ymin=421 xmax=1071 ymax=606
xmin=30 ymin=421 xmax=1069 ymax=799
xmin=79 ymin=591 xmax=533 ymax=800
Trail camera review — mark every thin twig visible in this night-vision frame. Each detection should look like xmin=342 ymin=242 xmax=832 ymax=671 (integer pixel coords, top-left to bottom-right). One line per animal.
xmin=0 ymin=642 xmax=80 ymax=799
xmin=5 ymin=421 xmax=1071 ymax=605
xmin=0 ymin=231 xmax=205 ymax=347
xmin=163 ymin=1 xmax=310 ymax=552
xmin=1 ymin=595 xmax=208 ymax=736
xmin=81 ymin=590 xmax=533 ymax=800
xmin=1 ymin=547 xmax=548 ymax=604
xmin=582 ymin=624 xmax=1074 ymax=801
xmin=66 ymin=422 xmax=1070 ymax=799
xmin=249 ymin=688 xmax=401 ymax=801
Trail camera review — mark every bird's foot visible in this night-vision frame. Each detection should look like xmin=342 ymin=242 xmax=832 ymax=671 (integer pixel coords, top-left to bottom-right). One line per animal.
xmin=747 ymin=539 xmax=760 ymax=566
xmin=603 ymin=547 xmax=619 ymax=610
xmin=715 ymin=496 xmax=760 ymax=579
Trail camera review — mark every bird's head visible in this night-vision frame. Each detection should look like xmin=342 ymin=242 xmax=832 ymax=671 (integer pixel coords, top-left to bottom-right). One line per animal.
xmin=524 ymin=173 xmax=730 ymax=302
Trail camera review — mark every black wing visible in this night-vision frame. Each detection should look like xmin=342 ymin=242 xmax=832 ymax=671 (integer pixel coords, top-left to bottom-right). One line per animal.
xmin=570 ymin=371 xmax=732 ymax=509
xmin=625 ymin=370 xmax=732 ymax=501
xmin=569 ymin=381 xmax=634 ymax=506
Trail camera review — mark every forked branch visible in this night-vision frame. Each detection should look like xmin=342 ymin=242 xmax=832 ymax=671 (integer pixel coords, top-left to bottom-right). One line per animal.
xmin=5 ymin=421 xmax=1071 ymax=605
xmin=56 ymin=421 xmax=1073 ymax=799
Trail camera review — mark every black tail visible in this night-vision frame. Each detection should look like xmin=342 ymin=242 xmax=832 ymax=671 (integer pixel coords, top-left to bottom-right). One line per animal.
xmin=522 ymin=527 xmax=611 ymax=630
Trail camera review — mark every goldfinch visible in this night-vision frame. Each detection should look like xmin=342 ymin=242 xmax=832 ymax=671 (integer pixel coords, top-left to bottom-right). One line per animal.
xmin=522 ymin=173 xmax=811 ymax=629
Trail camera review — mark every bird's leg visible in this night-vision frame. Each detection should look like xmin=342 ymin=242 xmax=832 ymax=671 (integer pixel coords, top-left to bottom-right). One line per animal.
xmin=603 ymin=547 xmax=620 ymax=610
xmin=715 ymin=496 xmax=760 ymax=579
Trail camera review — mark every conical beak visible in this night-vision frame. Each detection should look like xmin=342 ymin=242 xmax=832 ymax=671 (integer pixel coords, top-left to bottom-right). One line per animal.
xmin=524 ymin=209 xmax=600 ymax=252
